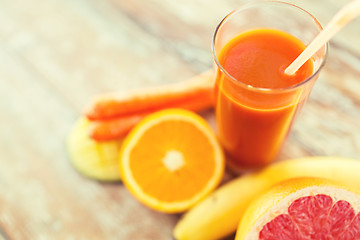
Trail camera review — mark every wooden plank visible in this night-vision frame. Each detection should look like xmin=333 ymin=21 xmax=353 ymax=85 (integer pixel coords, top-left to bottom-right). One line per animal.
xmin=0 ymin=0 xmax=203 ymax=113
xmin=0 ymin=19 xmax=176 ymax=240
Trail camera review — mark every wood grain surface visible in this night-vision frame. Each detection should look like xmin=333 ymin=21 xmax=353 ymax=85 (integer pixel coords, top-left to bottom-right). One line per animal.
xmin=0 ymin=0 xmax=359 ymax=239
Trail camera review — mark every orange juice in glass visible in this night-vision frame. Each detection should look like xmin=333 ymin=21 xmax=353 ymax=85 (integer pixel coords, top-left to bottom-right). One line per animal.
xmin=212 ymin=1 xmax=327 ymax=171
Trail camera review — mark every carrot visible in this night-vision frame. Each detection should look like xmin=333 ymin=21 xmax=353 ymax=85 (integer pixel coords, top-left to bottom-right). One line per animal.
xmin=89 ymin=114 xmax=145 ymax=141
xmin=85 ymin=70 xmax=214 ymax=121
xmin=86 ymin=70 xmax=215 ymax=141
xmin=90 ymin=92 xmax=214 ymax=141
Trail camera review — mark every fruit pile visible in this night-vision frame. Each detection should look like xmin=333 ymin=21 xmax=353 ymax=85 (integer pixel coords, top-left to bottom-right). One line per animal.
xmin=67 ymin=72 xmax=360 ymax=239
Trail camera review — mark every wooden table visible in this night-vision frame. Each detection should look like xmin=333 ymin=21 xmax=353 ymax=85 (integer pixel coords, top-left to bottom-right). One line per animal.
xmin=1 ymin=0 xmax=359 ymax=239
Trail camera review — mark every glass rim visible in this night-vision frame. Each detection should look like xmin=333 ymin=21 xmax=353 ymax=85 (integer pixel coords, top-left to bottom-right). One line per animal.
xmin=212 ymin=0 xmax=328 ymax=93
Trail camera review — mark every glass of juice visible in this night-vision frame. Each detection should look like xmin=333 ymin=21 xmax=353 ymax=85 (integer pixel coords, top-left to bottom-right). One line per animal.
xmin=212 ymin=1 xmax=327 ymax=171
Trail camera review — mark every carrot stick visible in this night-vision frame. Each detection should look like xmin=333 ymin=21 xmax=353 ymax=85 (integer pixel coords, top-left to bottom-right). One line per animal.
xmin=89 ymin=87 xmax=214 ymax=141
xmin=87 ymin=70 xmax=215 ymax=141
xmin=85 ymin=70 xmax=214 ymax=121
xmin=89 ymin=114 xmax=145 ymax=141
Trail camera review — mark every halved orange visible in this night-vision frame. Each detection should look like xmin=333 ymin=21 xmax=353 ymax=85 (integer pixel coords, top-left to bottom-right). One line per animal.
xmin=236 ymin=177 xmax=360 ymax=240
xmin=119 ymin=109 xmax=225 ymax=213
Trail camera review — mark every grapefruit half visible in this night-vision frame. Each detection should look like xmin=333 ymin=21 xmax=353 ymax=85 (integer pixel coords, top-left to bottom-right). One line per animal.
xmin=235 ymin=177 xmax=360 ymax=240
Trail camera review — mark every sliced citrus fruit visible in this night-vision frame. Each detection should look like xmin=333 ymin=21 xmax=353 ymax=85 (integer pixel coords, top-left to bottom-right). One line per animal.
xmin=236 ymin=177 xmax=360 ymax=240
xmin=67 ymin=117 xmax=122 ymax=181
xmin=119 ymin=108 xmax=225 ymax=213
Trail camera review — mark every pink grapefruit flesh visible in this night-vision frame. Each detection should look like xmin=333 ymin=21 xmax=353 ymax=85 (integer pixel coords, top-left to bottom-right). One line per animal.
xmin=259 ymin=194 xmax=360 ymax=240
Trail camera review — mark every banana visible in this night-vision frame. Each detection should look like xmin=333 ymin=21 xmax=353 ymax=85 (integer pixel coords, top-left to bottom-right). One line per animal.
xmin=67 ymin=117 xmax=122 ymax=181
xmin=173 ymin=156 xmax=360 ymax=240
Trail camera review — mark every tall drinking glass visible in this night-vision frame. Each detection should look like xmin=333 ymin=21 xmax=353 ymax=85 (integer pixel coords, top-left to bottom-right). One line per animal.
xmin=212 ymin=0 xmax=327 ymax=171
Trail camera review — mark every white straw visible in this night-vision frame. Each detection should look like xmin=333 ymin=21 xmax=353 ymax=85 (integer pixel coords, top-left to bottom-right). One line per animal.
xmin=285 ymin=0 xmax=360 ymax=76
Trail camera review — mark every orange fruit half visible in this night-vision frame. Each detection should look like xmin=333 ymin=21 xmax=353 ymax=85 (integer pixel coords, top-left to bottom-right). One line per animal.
xmin=236 ymin=177 xmax=360 ymax=240
xmin=119 ymin=109 xmax=225 ymax=213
